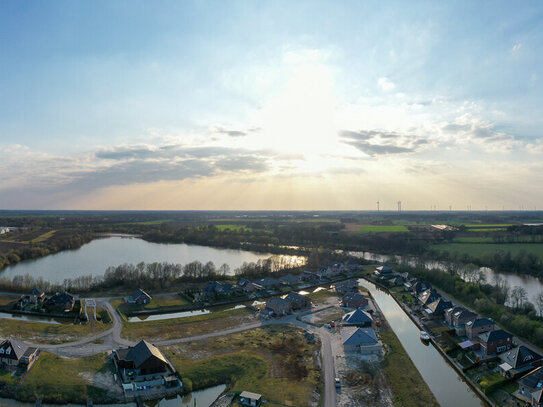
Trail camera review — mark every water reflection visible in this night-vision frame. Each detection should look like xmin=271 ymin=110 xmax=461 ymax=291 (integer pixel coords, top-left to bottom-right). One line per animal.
xmin=359 ymin=279 xmax=484 ymax=407
xmin=0 ymin=311 xmax=63 ymax=324
xmin=128 ymin=305 xmax=246 ymax=322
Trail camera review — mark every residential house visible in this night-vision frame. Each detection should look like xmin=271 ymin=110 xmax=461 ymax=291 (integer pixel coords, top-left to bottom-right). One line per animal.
xmin=331 ymin=280 xmax=359 ymax=295
xmin=341 ymin=293 xmax=368 ymax=309
xmin=418 ymin=289 xmax=440 ymax=307
xmin=44 ymin=292 xmax=75 ymax=313
xmin=466 ymin=318 xmax=495 ymax=340
xmin=388 ymin=276 xmax=405 ymax=286
xmin=445 ymin=307 xmax=478 ymax=336
xmin=341 ymin=327 xmax=383 ymax=355
xmin=479 ymin=329 xmax=514 ymax=355
xmin=279 ymin=274 xmax=301 ymax=286
xmin=374 ymin=265 xmax=394 ymax=279
xmin=239 ymin=391 xmax=262 ymax=407
xmin=410 ymin=280 xmax=431 ymax=295
xmin=127 ymin=289 xmax=152 ymax=305
xmin=237 ymin=279 xmax=257 ymax=294
xmin=283 ymin=292 xmax=311 ymax=310
xmin=0 ymin=338 xmax=39 ymax=371
xmin=265 ymin=298 xmax=292 ymax=316
xmin=24 ymin=288 xmax=45 ymax=304
xmin=400 ymin=272 xmax=414 ymax=281
xmin=259 ymin=306 xmax=275 ymax=318
xmin=499 ymin=346 xmax=543 ymax=378
xmin=253 ymin=277 xmax=281 ymax=290
xmin=344 ymin=259 xmax=360 ymax=271
xmin=342 ymin=309 xmax=373 ymax=327
xmin=301 ymin=271 xmax=320 ymax=284
xmin=113 ymin=340 xmax=181 ymax=394
xmin=425 ymin=298 xmax=453 ymax=319
xmin=516 ymin=366 xmax=543 ymax=406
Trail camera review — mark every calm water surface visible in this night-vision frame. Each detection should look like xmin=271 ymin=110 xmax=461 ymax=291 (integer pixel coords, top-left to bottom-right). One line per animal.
xmin=0 ymin=311 xmax=65 ymax=324
xmin=127 ymin=305 xmax=246 ymax=322
xmin=1 ymin=236 xmax=304 ymax=282
xmin=359 ymin=278 xmax=485 ymax=407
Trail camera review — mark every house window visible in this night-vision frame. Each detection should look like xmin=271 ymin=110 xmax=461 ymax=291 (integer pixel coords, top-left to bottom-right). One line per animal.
xmin=497 ymin=345 xmax=506 ymax=353
xmin=0 ymin=349 xmax=4 ymax=354
xmin=5 ymin=348 xmax=10 ymax=355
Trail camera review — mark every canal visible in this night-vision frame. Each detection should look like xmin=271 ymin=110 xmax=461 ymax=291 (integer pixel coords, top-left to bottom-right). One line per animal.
xmin=359 ymin=278 xmax=485 ymax=407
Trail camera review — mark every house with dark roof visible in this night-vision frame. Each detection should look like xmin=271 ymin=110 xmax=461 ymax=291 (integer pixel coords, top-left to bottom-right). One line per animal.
xmin=283 ymin=292 xmax=311 ymax=310
xmin=445 ymin=307 xmax=478 ymax=336
xmin=418 ymin=289 xmax=440 ymax=307
xmin=344 ymin=259 xmax=360 ymax=271
xmin=21 ymin=288 xmax=45 ymax=305
xmin=341 ymin=292 xmax=368 ymax=309
xmin=253 ymin=277 xmax=281 ymax=290
xmin=301 ymin=270 xmax=320 ymax=283
xmin=425 ymin=298 xmax=453 ymax=319
xmin=265 ymin=298 xmax=291 ymax=316
xmin=499 ymin=346 xmax=543 ymax=378
xmin=374 ymin=265 xmax=394 ymax=279
xmin=466 ymin=317 xmax=495 ymax=340
xmin=409 ymin=280 xmax=431 ymax=295
xmin=342 ymin=309 xmax=373 ymax=327
xmin=279 ymin=274 xmax=302 ymax=286
xmin=239 ymin=391 xmax=263 ymax=406
xmin=44 ymin=292 xmax=75 ymax=313
xmin=341 ymin=327 xmax=383 ymax=355
xmin=331 ymin=280 xmax=359 ymax=294
xmin=113 ymin=340 xmax=181 ymax=394
xmin=127 ymin=289 xmax=152 ymax=305
xmin=0 ymin=338 xmax=39 ymax=371
xmin=516 ymin=366 xmax=543 ymax=406
xmin=479 ymin=329 xmax=514 ymax=355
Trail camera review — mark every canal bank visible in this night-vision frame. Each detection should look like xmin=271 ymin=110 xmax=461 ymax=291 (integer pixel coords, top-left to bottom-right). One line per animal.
xmin=359 ymin=278 xmax=487 ymax=407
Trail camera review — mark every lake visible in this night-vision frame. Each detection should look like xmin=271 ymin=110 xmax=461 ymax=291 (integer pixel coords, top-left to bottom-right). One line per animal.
xmin=0 ymin=236 xmax=305 ymax=283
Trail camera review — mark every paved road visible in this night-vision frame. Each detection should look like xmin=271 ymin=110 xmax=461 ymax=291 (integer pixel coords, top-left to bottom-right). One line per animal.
xmin=23 ymin=299 xmax=337 ymax=406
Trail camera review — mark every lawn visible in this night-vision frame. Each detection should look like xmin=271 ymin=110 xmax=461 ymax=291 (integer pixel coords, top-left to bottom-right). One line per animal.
xmin=306 ymin=288 xmax=339 ymax=302
xmin=431 ymin=243 xmax=543 ymax=259
xmin=453 ymin=237 xmax=495 ymax=243
xmin=380 ymin=329 xmax=439 ymax=407
xmin=164 ymin=326 xmax=321 ymax=407
xmin=359 ymin=225 xmax=409 ymax=233
xmin=0 ymin=369 xmax=19 ymax=386
xmin=113 ymin=294 xmax=192 ymax=316
xmin=121 ymin=307 xmax=255 ymax=341
xmin=467 ymin=228 xmax=507 ymax=232
xmin=0 ymin=293 xmax=19 ymax=306
xmin=0 ymin=318 xmax=111 ymax=344
xmin=17 ymin=352 xmax=115 ymax=404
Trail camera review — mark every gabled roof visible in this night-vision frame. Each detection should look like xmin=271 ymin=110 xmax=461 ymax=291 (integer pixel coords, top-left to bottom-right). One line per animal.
xmin=500 ymin=345 xmax=541 ymax=369
xmin=240 ymin=391 xmax=262 ymax=401
xmin=131 ymin=288 xmax=151 ymax=299
xmin=254 ymin=277 xmax=280 ymax=287
xmin=266 ymin=297 xmax=290 ymax=307
xmin=427 ymin=298 xmax=452 ymax=313
xmin=0 ymin=338 xmax=30 ymax=360
xmin=125 ymin=340 xmax=170 ymax=369
xmin=418 ymin=289 xmax=439 ymax=305
xmin=279 ymin=274 xmax=301 ymax=284
xmin=341 ymin=327 xmax=379 ymax=346
xmin=466 ymin=317 xmax=493 ymax=328
xmin=518 ymin=366 xmax=543 ymax=389
xmin=479 ymin=329 xmax=513 ymax=343
xmin=284 ymin=292 xmax=309 ymax=304
xmin=375 ymin=265 xmax=393 ymax=273
xmin=342 ymin=292 xmax=365 ymax=303
xmin=27 ymin=288 xmax=44 ymax=296
xmin=50 ymin=292 xmax=74 ymax=303
xmin=343 ymin=309 xmax=372 ymax=325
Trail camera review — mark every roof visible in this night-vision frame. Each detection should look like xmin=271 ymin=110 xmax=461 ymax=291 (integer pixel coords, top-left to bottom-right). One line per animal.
xmin=284 ymin=292 xmax=308 ymax=303
xmin=131 ymin=288 xmax=151 ymax=299
xmin=518 ymin=366 xmax=543 ymax=389
xmin=341 ymin=327 xmax=379 ymax=346
xmin=500 ymin=345 xmax=542 ymax=369
xmin=266 ymin=297 xmax=290 ymax=307
xmin=479 ymin=329 xmax=513 ymax=343
xmin=255 ymin=277 xmax=280 ymax=287
xmin=466 ymin=318 xmax=494 ymax=328
xmin=50 ymin=292 xmax=74 ymax=303
xmin=459 ymin=340 xmax=475 ymax=349
xmin=240 ymin=391 xmax=262 ymax=400
xmin=342 ymin=292 xmax=365 ymax=303
xmin=124 ymin=340 xmax=170 ymax=369
xmin=375 ymin=265 xmax=393 ymax=273
xmin=279 ymin=274 xmax=301 ymax=284
xmin=427 ymin=298 xmax=452 ymax=313
xmin=343 ymin=309 xmax=373 ymax=325
xmin=0 ymin=338 xmax=30 ymax=360
xmin=27 ymin=288 xmax=44 ymax=296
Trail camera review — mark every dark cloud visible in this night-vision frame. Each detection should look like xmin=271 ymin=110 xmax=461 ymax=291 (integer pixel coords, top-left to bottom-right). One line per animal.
xmin=339 ymin=130 xmax=426 ymax=156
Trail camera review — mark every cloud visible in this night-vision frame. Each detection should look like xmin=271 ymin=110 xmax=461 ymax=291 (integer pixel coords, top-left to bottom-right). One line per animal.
xmin=339 ymin=129 xmax=428 ymax=156
xmin=377 ymin=77 xmax=395 ymax=91
xmin=440 ymin=117 xmax=519 ymax=151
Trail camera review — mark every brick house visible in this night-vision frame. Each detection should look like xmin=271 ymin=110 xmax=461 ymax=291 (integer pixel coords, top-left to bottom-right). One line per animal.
xmin=479 ymin=329 xmax=514 ymax=355
xmin=465 ymin=317 xmax=495 ymax=340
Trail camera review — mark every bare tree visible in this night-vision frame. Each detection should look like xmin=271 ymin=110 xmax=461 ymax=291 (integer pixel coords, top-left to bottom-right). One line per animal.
xmin=534 ymin=292 xmax=543 ymax=316
xmin=493 ymin=276 xmax=510 ymax=306
xmin=510 ymin=286 xmax=528 ymax=309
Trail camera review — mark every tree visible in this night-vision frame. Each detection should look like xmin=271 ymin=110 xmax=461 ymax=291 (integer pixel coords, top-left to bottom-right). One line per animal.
xmin=510 ymin=286 xmax=528 ymax=309
xmin=534 ymin=292 xmax=543 ymax=317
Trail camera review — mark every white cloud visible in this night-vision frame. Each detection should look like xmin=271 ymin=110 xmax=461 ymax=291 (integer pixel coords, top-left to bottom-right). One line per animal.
xmin=511 ymin=43 xmax=523 ymax=55
xmin=377 ymin=77 xmax=396 ymax=91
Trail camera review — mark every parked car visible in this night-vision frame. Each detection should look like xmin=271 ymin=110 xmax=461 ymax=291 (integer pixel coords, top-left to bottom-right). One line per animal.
xmin=335 ymin=378 xmax=341 ymax=388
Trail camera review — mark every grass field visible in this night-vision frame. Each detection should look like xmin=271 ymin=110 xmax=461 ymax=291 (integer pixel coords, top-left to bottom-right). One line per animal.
xmin=464 ymin=224 xmax=513 ymax=227
xmin=113 ymin=294 xmax=191 ymax=315
xmin=359 ymin=225 xmax=409 ymax=233
xmin=380 ymin=329 xmax=439 ymax=406
xmin=0 ymin=318 xmax=111 ymax=344
xmin=121 ymin=307 xmax=255 ymax=340
xmin=467 ymin=228 xmax=506 ymax=232
xmin=18 ymin=352 xmax=115 ymax=404
xmin=431 ymin=243 xmax=543 ymax=259
xmin=164 ymin=326 xmax=321 ymax=406
xmin=453 ymin=237 xmax=495 ymax=243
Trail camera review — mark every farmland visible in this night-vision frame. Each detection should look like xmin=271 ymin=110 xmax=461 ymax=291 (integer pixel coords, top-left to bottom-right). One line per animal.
xmin=431 ymin=243 xmax=543 ymax=259
xmin=358 ymin=225 xmax=409 ymax=233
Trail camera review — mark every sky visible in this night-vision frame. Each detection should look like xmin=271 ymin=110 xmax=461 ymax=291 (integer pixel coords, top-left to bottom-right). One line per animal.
xmin=1 ymin=1 xmax=542 ymax=210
